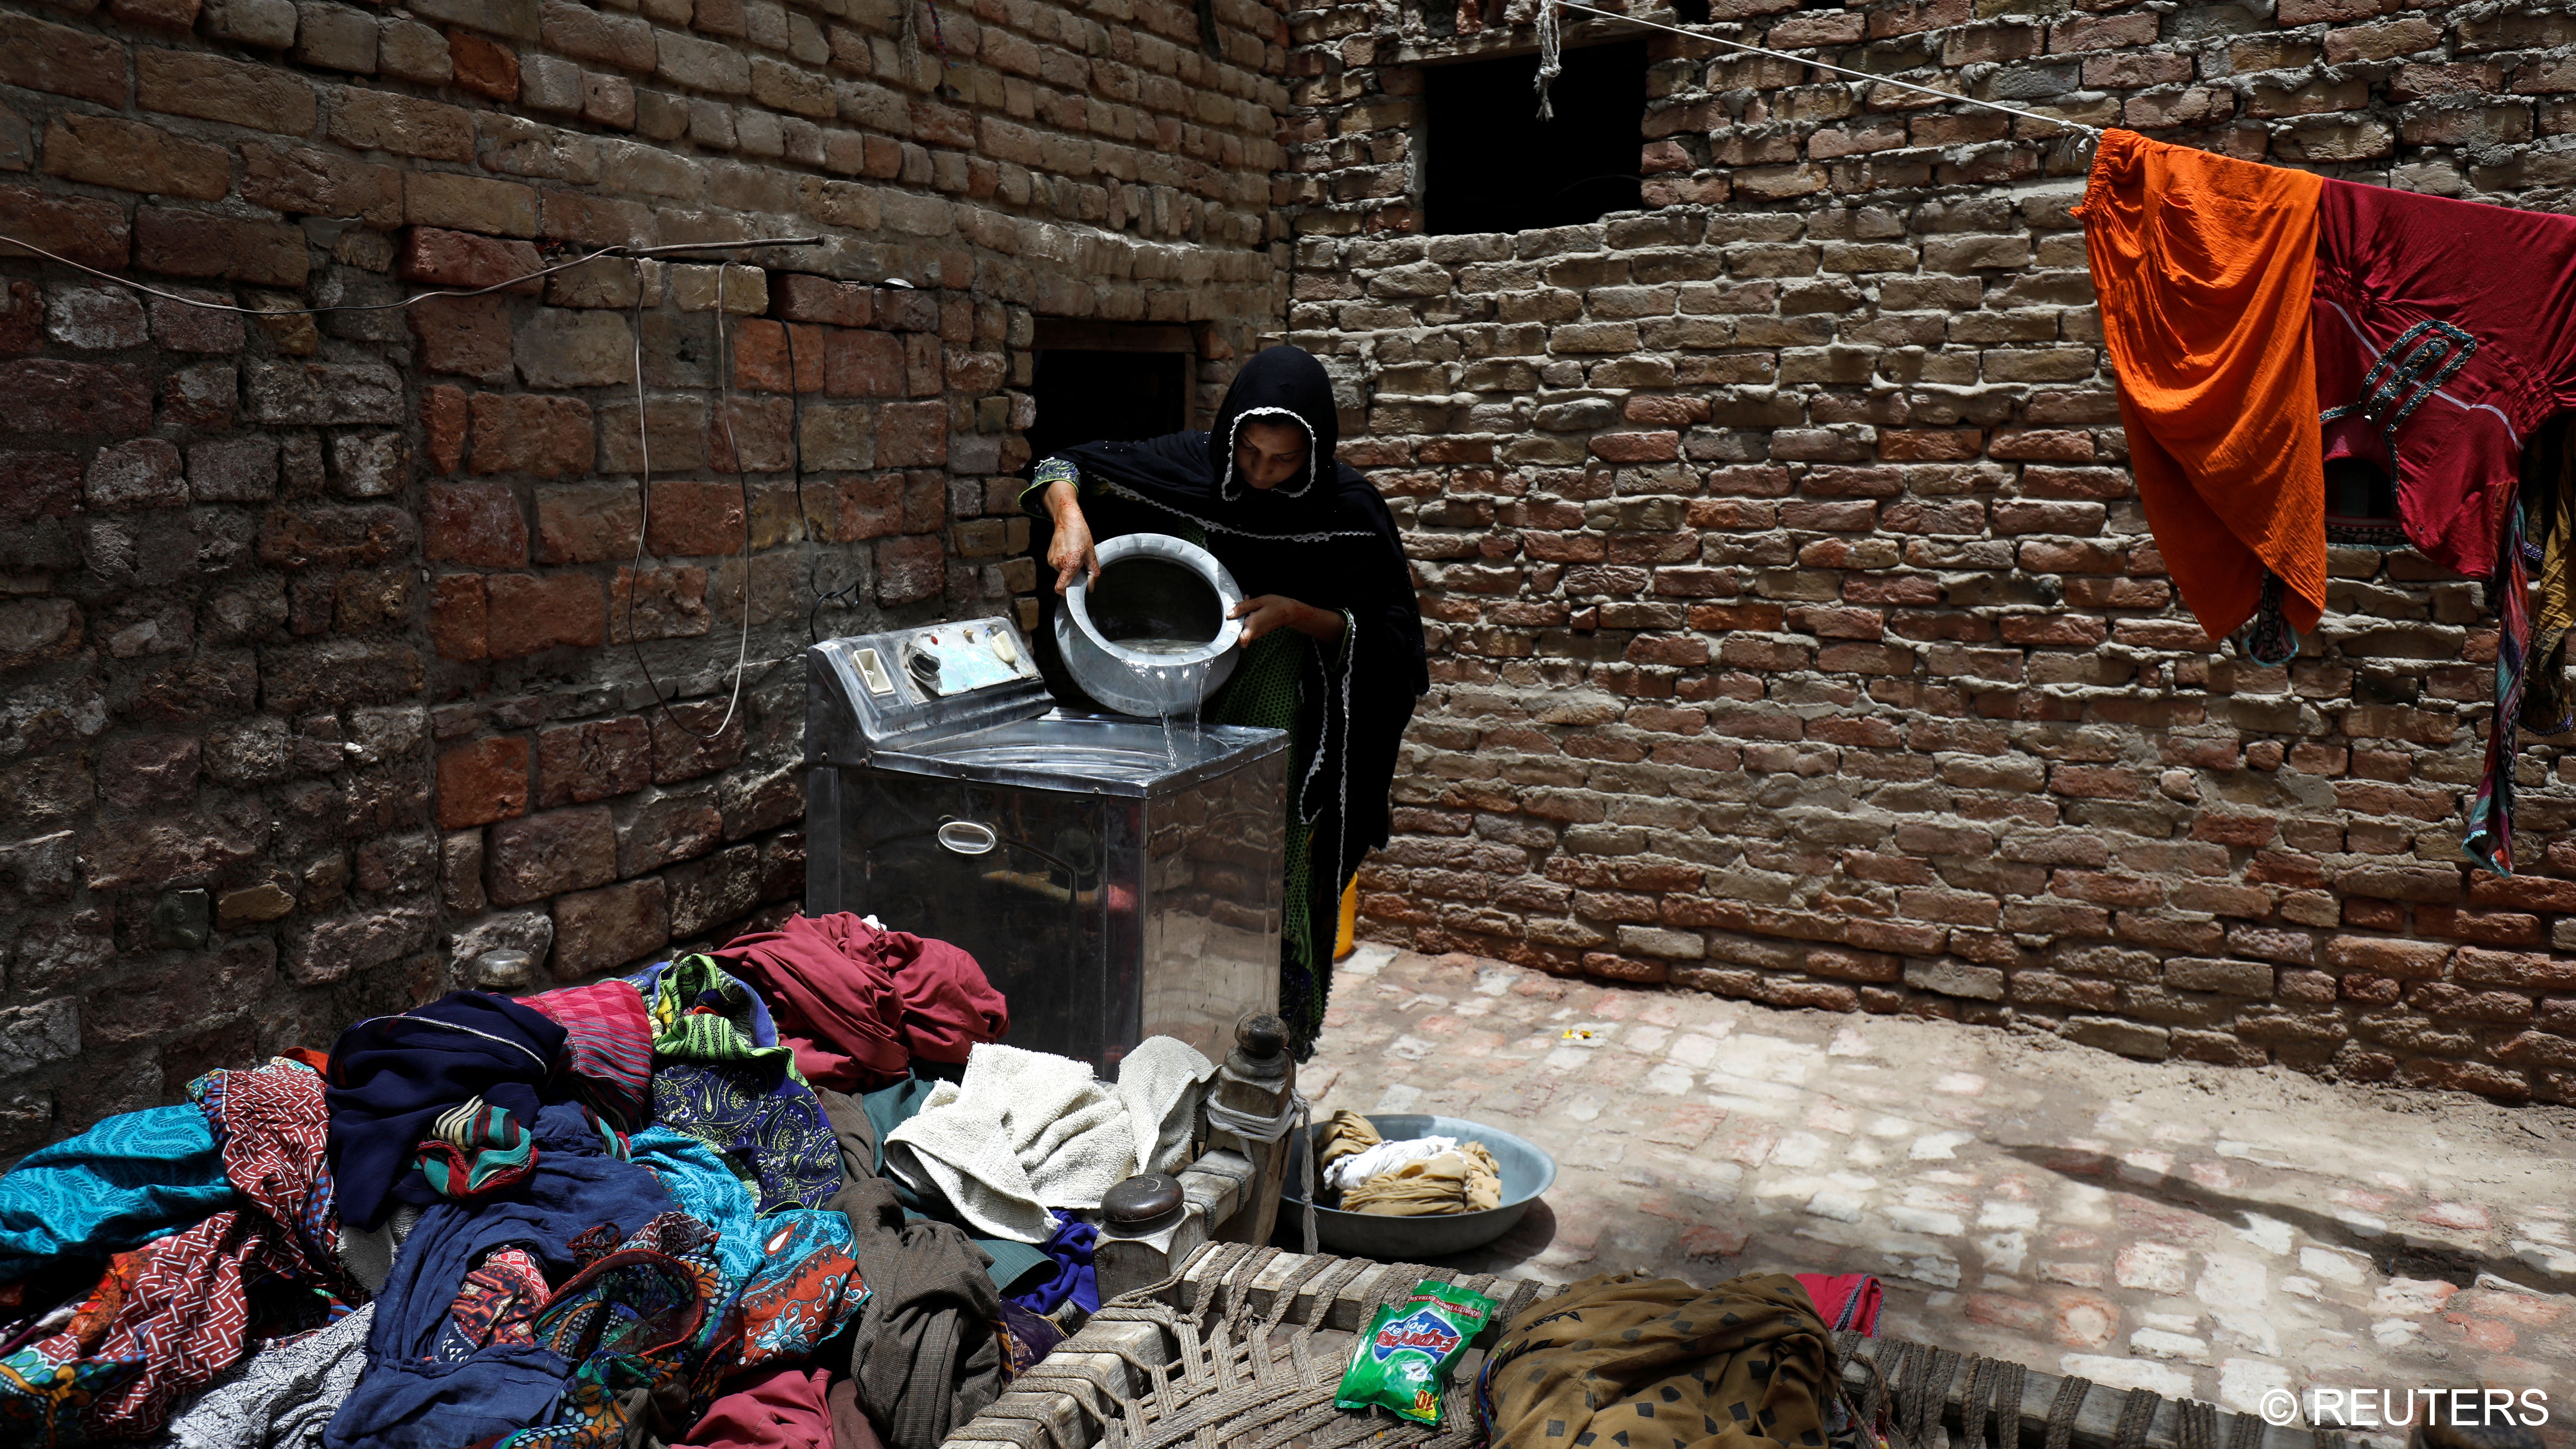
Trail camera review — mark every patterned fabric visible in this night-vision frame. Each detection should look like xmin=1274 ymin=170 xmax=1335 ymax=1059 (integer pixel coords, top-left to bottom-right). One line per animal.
xmin=733 ymin=1214 xmax=865 ymax=1371
xmin=2527 ymin=429 xmax=2576 ymax=736
xmin=520 ymin=981 xmax=653 ymax=1130
xmin=634 ymin=958 xmax=839 ymax=1214
xmin=0 ymin=1060 xmax=352 ymax=1446
xmin=628 ymin=957 xmax=800 ymax=1077
xmin=497 ymin=1214 xmax=736 ymax=1449
xmin=2468 ymin=501 xmax=2538 ymax=874
xmin=993 ymin=1301 xmax=1062 ymax=1380
xmin=0 ymin=1106 xmax=234 ymax=1283
xmin=414 ymin=1099 xmax=537 ymax=1203
xmin=154 ymin=1300 xmax=375 ymax=1449
xmin=436 ymin=1249 xmax=548 ymax=1360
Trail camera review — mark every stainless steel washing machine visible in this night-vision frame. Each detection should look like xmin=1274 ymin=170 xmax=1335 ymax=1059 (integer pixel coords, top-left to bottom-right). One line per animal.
xmin=804 ymin=617 xmax=1287 ymax=1073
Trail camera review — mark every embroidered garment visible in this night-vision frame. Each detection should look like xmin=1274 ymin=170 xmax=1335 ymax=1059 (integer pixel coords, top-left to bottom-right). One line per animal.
xmin=712 ymin=913 xmax=1007 ymax=1093
xmin=494 ymin=1213 xmax=735 ymax=1449
xmin=414 ymin=1098 xmax=537 ymax=1203
xmin=2075 ymin=127 xmax=2328 ymax=649
xmin=0 ymin=1106 xmax=233 ymax=1283
xmin=633 ymin=958 xmax=841 ymax=1214
xmin=0 ymin=1059 xmax=352 ymax=1445
xmin=519 ymin=979 xmax=653 ymax=1129
xmin=2310 ymin=178 xmax=2576 ymax=874
xmin=731 ymin=1212 xmax=865 ymax=1372
xmin=324 ymin=992 xmax=568 ymax=1229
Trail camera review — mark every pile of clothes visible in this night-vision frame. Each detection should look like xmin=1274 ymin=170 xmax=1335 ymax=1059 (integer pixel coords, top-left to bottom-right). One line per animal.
xmin=0 ymin=911 xmax=1212 ymax=1449
xmin=1313 ymin=1112 xmax=1502 ymax=1217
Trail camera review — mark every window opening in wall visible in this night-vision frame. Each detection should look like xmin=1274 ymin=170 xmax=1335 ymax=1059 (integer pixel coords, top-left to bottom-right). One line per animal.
xmin=1024 ymin=321 xmax=1196 ymax=467
xmin=2323 ymin=456 xmax=2404 ymax=547
xmin=1423 ymin=40 xmax=1647 ymax=236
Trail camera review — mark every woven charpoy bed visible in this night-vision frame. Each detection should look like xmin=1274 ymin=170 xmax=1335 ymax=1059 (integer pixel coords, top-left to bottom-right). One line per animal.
xmin=941 ymin=1244 xmax=2350 ymax=1449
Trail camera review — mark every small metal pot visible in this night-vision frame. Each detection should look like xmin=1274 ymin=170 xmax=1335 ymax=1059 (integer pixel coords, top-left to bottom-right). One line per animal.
xmin=1055 ymin=532 xmax=1244 ymax=717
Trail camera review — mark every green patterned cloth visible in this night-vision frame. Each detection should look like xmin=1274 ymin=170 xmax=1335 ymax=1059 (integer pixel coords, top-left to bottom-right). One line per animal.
xmin=638 ymin=955 xmax=806 ymax=1080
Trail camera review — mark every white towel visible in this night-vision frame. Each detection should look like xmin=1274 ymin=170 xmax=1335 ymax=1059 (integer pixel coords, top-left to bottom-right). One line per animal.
xmin=882 ymin=1037 xmax=1217 ymax=1242
xmin=1322 ymin=1135 xmax=1459 ymax=1193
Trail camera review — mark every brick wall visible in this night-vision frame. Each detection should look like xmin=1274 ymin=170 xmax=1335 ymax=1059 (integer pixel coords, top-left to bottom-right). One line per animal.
xmin=1285 ymin=0 xmax=2576 ymax=1101
xmin=0 ymin=0 xmax=1290 ymax=1157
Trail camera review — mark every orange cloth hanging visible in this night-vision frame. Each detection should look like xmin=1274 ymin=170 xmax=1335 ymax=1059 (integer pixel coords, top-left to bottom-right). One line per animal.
xmin=2076 ymin=128 xmax=2326 ymax=642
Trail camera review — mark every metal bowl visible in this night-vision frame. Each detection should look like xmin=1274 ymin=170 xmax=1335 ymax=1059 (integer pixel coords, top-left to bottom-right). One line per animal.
xmin=1055 ymin=532 xmax=1244 ymax=717
xmin=1281 ymin=1113 xmax=1558 ymax=1260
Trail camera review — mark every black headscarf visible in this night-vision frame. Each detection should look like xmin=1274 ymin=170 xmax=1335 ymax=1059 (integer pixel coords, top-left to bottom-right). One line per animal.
xmin=1030 ymin=347 xmax=1428 ymax=1055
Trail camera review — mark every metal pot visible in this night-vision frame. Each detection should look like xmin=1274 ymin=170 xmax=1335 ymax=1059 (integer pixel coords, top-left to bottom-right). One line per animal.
xmin=1055 ymin=532 xmax=1244 ymax=717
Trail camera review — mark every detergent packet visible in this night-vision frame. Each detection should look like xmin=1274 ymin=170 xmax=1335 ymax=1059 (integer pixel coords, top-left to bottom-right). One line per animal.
xmin=1333 ymin=1278 xmax=1501 ymax=1426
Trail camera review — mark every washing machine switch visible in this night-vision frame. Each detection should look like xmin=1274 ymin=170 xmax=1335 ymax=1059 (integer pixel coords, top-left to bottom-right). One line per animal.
xmin=853 ymin=647 xmax=894 ymax=696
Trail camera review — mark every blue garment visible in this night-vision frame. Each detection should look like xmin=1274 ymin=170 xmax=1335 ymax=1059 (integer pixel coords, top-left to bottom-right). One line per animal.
xmin=0 ymin=1105 xmax=232 ymax=1281
xmin=628 ymin=1126 xmax=764 ymax=1283
xmin=1010 ymin=1217 xmax=1099 ymax=1315
xmin=649 ymin=1064 xmax=841 ymax=1214
xmin=322 ymin=1104 xmax=674 ymax=1449
xmin=325 ymin=992 xmax=569 ymax=1229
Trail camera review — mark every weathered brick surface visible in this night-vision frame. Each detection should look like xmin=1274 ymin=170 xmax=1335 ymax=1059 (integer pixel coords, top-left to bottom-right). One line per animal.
xmin=0 ymin=0 xmax=1286 ymax=1157
xmin=1279 ymin=0 xmax=2576 ymax=1104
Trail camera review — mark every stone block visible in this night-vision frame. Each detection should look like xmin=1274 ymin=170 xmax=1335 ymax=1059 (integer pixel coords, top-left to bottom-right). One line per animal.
xmin=552 ymin=877 xmax=669 ymax=978
xmin=289 ymin=905 xmax=434 ymax=986
xmin=536 ymin=716 xmax=652 ymax=806
xmin=135 ymin=209 xmax=310 ymax=289
xmin=515 ymin=307 xmax=632 ymax=388
xmin=406 ymin=171 xmax=539 ymax=237
xmin=0 ymin=11 xmax=131 ymax=106
xmin=188 ymin=437 xmax=279 ymax=503
xmin=239 ymin=143 xmax=404 ymax=224
xmin=616 ymin=789 xmax=722 ymax=875
xmin=483 ymin=572 xmax=605 ymax=657
xmin=437 ymin=735 xmax=529 ymax=828
xmin=41 ymin=116 xmax=230 ymax=202
xmin=486 ymin=805 xmax=617 ymax=905
xmin=86 ymin=439 xmax=187 ymax=511
xmin=467 ymin=393 xmax=593 ymax=478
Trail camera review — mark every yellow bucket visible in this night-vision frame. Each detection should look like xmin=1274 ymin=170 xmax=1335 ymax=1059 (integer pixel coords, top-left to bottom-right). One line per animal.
xmin=1334 ymin=876 xmax=1359 ymax=960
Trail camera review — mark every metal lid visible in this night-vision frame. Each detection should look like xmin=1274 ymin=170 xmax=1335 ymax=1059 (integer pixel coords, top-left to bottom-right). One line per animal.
xmin=1102 ymin=1173 xmax=1186 ymax=1229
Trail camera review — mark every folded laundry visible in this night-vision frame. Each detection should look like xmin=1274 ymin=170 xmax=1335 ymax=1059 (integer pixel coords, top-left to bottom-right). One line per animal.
xmin=322 ymin=1103 xmax=673 ymax=1449
xmin=881 ymin=1038 xmax=1215 ymax=1244
xmin=1475 ymin=1272 xmax=1835 ymax=1449
xmin=2 ymin=1058 xmax=356 ymax=1444
xmin=325 ymin=992 xmax=570 ymax=1230
xmin=154 ymin=1299 xmax=376 ymax=1449
xmin=0 ymin=1104 xmax=234 ymax=1285
xmin=714 ymin=912 xmax=1009 ymax=1093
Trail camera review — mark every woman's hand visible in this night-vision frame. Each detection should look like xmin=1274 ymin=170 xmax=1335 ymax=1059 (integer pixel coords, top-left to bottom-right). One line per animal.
xmin=1230 ymin=595 xmax=1345 ymax=645
xmin=1042 ymin=479 xmax=1099 ymax=595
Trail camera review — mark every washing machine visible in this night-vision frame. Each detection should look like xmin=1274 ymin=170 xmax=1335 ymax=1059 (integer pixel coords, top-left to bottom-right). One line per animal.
xmin=803 ymin=616 xmax=1287 ymax=1072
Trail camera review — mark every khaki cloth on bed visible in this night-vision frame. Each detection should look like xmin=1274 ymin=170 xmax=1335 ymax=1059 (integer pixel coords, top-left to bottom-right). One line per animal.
xmin=1479 ymin=1272 xmax=1835 ymax=1449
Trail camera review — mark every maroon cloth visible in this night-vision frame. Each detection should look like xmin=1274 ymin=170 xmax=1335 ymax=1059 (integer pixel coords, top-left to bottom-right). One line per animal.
xmin=1793 ymin=1273 xmax=1881 ymax=1336
xmin=674 ymin=1365 xmax=836 ymax=1449
xmin=826 ymin=1377 xmax=887 ymax=1449
xmin=714 ymin=913 xmax=1008 ymax=1091
xmin=2312 ymin=178 xmax=2576 ymax=576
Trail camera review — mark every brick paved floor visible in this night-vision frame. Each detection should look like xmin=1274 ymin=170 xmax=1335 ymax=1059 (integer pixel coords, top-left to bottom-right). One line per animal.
xmin=1301 ymin=945 xmax=2576 ymax=1421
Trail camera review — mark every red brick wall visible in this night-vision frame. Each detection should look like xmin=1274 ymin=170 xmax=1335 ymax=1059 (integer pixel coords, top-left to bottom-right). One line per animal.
xmin=0 ymin=0 xmax=1290 ymax=1157
xmin=1285 ymin=0 xmax=2576 ymax=1102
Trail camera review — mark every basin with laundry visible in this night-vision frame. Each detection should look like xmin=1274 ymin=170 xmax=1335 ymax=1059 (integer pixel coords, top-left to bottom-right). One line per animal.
xmin=1281 ymin=1111 xmax=1557 ymax=1259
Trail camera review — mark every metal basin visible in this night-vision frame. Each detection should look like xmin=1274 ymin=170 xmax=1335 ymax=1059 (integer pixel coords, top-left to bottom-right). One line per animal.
xmin=1056 ymin=533 xmax=1243 ymax=718
xmin=1281 ymin=1113 xmax=1558 ymax=1260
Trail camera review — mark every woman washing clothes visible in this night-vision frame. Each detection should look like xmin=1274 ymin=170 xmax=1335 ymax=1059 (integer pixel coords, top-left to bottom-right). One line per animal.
xmin=1022 ymin=345 xmax=1427 ymax=1059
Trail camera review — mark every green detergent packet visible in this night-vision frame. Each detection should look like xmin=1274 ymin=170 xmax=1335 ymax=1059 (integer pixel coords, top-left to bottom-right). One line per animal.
xmin=1333 ymin=1278 xmax=1501 ymax=1426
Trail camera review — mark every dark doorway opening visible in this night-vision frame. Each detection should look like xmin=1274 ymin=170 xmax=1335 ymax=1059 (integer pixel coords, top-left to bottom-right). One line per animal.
xmin=1024 ymin=321 xmax=1195 ymax=467
xmin=1021 ymin=320 xmax=1198 ymax=711
xmin=1424 ymin=40 xmax=1647 ymax=236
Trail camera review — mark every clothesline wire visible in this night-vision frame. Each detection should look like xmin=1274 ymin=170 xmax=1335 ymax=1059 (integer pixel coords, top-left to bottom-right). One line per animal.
xmin=1542 ymin=0 xmax=2106 ymax=141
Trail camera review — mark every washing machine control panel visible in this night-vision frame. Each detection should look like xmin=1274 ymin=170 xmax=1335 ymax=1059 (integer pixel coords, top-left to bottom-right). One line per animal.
xmin=812 ymin=616 xmax=1051 ymax=762
xmin=861 ymin=618 xmax=1036 ymax=701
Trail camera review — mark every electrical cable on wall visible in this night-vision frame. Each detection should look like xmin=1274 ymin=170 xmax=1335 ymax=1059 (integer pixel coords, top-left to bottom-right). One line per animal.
xmin=1536 ymin=0 xmax=2106 ymax=143
xmin=0 ymin=229 xmax=853 ymax=736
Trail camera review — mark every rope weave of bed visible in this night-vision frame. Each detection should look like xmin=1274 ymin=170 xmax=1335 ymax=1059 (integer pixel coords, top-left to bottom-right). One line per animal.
xmin=986 ymin=1247 xmax=2319 ymax=1449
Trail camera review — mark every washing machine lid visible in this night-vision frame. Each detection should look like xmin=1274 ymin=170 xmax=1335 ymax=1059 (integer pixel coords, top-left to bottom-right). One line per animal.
xmin=869 ymin=712 xmax=1289 ymax=797
xmin=808 ymin=619 xmax=1053 ymax=763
